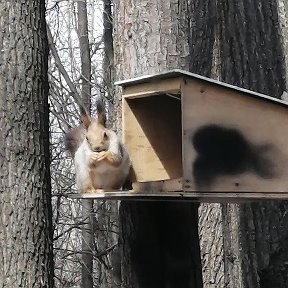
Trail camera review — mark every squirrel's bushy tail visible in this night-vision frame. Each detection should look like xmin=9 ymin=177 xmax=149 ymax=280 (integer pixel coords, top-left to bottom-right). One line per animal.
xmin=65 ymin=126 xmax=86 ymax=157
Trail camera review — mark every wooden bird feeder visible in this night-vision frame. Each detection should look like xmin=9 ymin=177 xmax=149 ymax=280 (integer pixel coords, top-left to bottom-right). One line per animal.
xmin=72 ymin=69 xmax=288 ymax=201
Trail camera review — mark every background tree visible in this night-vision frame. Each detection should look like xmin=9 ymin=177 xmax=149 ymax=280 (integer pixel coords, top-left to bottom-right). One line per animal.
xmin=113 ymin=1 xmax=203 ymax=287
xmin=77 ymin=1 xmax=94 ymax=287
xmin=0 ymin=1 xmax=54 ymax=287
xmin=190 ymin=1 xmax=288 ymax=287
xmin=113 ymin=0 xmax=288 ymax=287
xmin=47 ymin=0 xmax=119 ymax=287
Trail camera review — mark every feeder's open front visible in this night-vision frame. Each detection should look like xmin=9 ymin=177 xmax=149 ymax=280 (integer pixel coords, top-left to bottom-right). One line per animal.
xmin=73 ymin=69 xmax=288 ymax=201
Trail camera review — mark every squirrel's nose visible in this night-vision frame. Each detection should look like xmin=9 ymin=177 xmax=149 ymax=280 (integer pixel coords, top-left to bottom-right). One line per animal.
xmin=93 ymin=146 xmax=102 ymax=152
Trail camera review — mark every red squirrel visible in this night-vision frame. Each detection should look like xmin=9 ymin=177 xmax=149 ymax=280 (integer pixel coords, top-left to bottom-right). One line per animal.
xmin=65 ymin=103 xmax=131 ymax=193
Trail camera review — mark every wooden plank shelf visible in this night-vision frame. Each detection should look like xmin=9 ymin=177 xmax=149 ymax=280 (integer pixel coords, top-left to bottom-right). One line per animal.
xmin=67 ymin=191 xmax=288 ymax=202
xmin=67 ymin=178 xmax=288 ymax=201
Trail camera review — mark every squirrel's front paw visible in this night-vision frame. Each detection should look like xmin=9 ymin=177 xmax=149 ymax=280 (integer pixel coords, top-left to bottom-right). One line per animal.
xmin=86 ymin=187 xmax=96 ymax=193
xmin=95 ymin=151 xmax=107 ymax=161
xmin=89 ymin=153 xmax=98 ymax=166
xmin=90 ymin=151 xmax=107 ymax=165
xmin=105 ymin=151 xmax=121 ymax=166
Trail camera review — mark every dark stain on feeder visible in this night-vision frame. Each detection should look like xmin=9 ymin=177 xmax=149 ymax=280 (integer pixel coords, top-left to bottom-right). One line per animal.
xmin=192 ymin=125 xmax=277 ymax=188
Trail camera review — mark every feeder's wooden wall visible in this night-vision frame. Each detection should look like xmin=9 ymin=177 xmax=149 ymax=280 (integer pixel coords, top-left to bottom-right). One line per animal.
xmin=182 ymin=78 xmax=288 ymax=194
xmin=123 ymin=92 xmax=182 ymax=182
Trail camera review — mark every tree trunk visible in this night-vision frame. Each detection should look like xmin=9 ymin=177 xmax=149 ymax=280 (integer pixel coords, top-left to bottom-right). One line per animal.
xmin=77 ymin=0 xmax=92 ymax=111
xmin=189 ymin=1 xmax=288 ymax=287
xmin=81 ymin=200 xmax=94 ymax=288
xmin=119 ymin=202 xmax=202 ymax=288
xmin=103 ymin=0 xmax=114 ymax=106
xmin=113 ymin=1 xmax=203 ymax=287
xmin=278 ymin=0 xmax=288 ymax=87
xmin=77 ymin=1 xmax=94 ymax=287
xmin=0 ymin=1 xmax=53 ymax=287
xmin=114 ymin=0 xmax=288 ymax=287
xmin=96 ymin=1 xmax=123 ymax=287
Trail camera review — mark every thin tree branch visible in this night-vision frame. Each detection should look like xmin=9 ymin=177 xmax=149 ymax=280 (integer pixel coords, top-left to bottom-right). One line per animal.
xmin=47 ymin=23 xmax=88 ymax=116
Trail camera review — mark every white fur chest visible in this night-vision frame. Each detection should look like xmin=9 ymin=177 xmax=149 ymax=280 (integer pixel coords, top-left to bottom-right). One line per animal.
xmin=74 ymin=138 xmax=130 ymax=191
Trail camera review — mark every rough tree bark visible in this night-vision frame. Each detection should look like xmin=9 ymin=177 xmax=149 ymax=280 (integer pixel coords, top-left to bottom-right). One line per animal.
xmin=114 ymin=1 xmax=203 ymax=287
xmin=77 ymin=1 xmax=94 ymax=287
xmin=103 ymin=0 xmax=114 ymax=106
xmin=114 ymin=0 xmax=288 ymax=288
xmin=189 ymin=1 xmax=288 ymax=287
xmin=95 ymin=1 xmax=123 ymax=287
xmin=0 ymin=1 xmax=53 ymax=287
xmin=78 ymin=0 xmax=92 ymax=112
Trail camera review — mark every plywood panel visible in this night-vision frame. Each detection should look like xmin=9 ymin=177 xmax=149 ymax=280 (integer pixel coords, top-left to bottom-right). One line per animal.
xmin=132 ymin=178 xmax=182 ymax=193
xmin=182 ymin=78 xmax=288 ymax=193
xmin=123 ymin=78 xmax=181 ymax=99
xmin=68 ymin=191 xmax=288 ymax=201
xmin=123 ymin=94 xmax=182 ymax=182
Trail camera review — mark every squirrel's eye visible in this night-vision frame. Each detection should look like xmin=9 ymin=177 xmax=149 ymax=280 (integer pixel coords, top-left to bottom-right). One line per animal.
xmin=86 ymin=136 xmax=89 ymax=141
xmin=104 ymin=132 xmax=108 ymax=140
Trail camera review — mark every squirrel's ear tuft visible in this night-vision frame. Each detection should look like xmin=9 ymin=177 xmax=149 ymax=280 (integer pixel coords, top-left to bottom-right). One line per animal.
xmin=97 ymin=99 xmax=106 ymax=127
xmin=98 ymin=111 xmax=106 ymax=126
xmin=82 ymin=113 xmax=91 ymax=129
